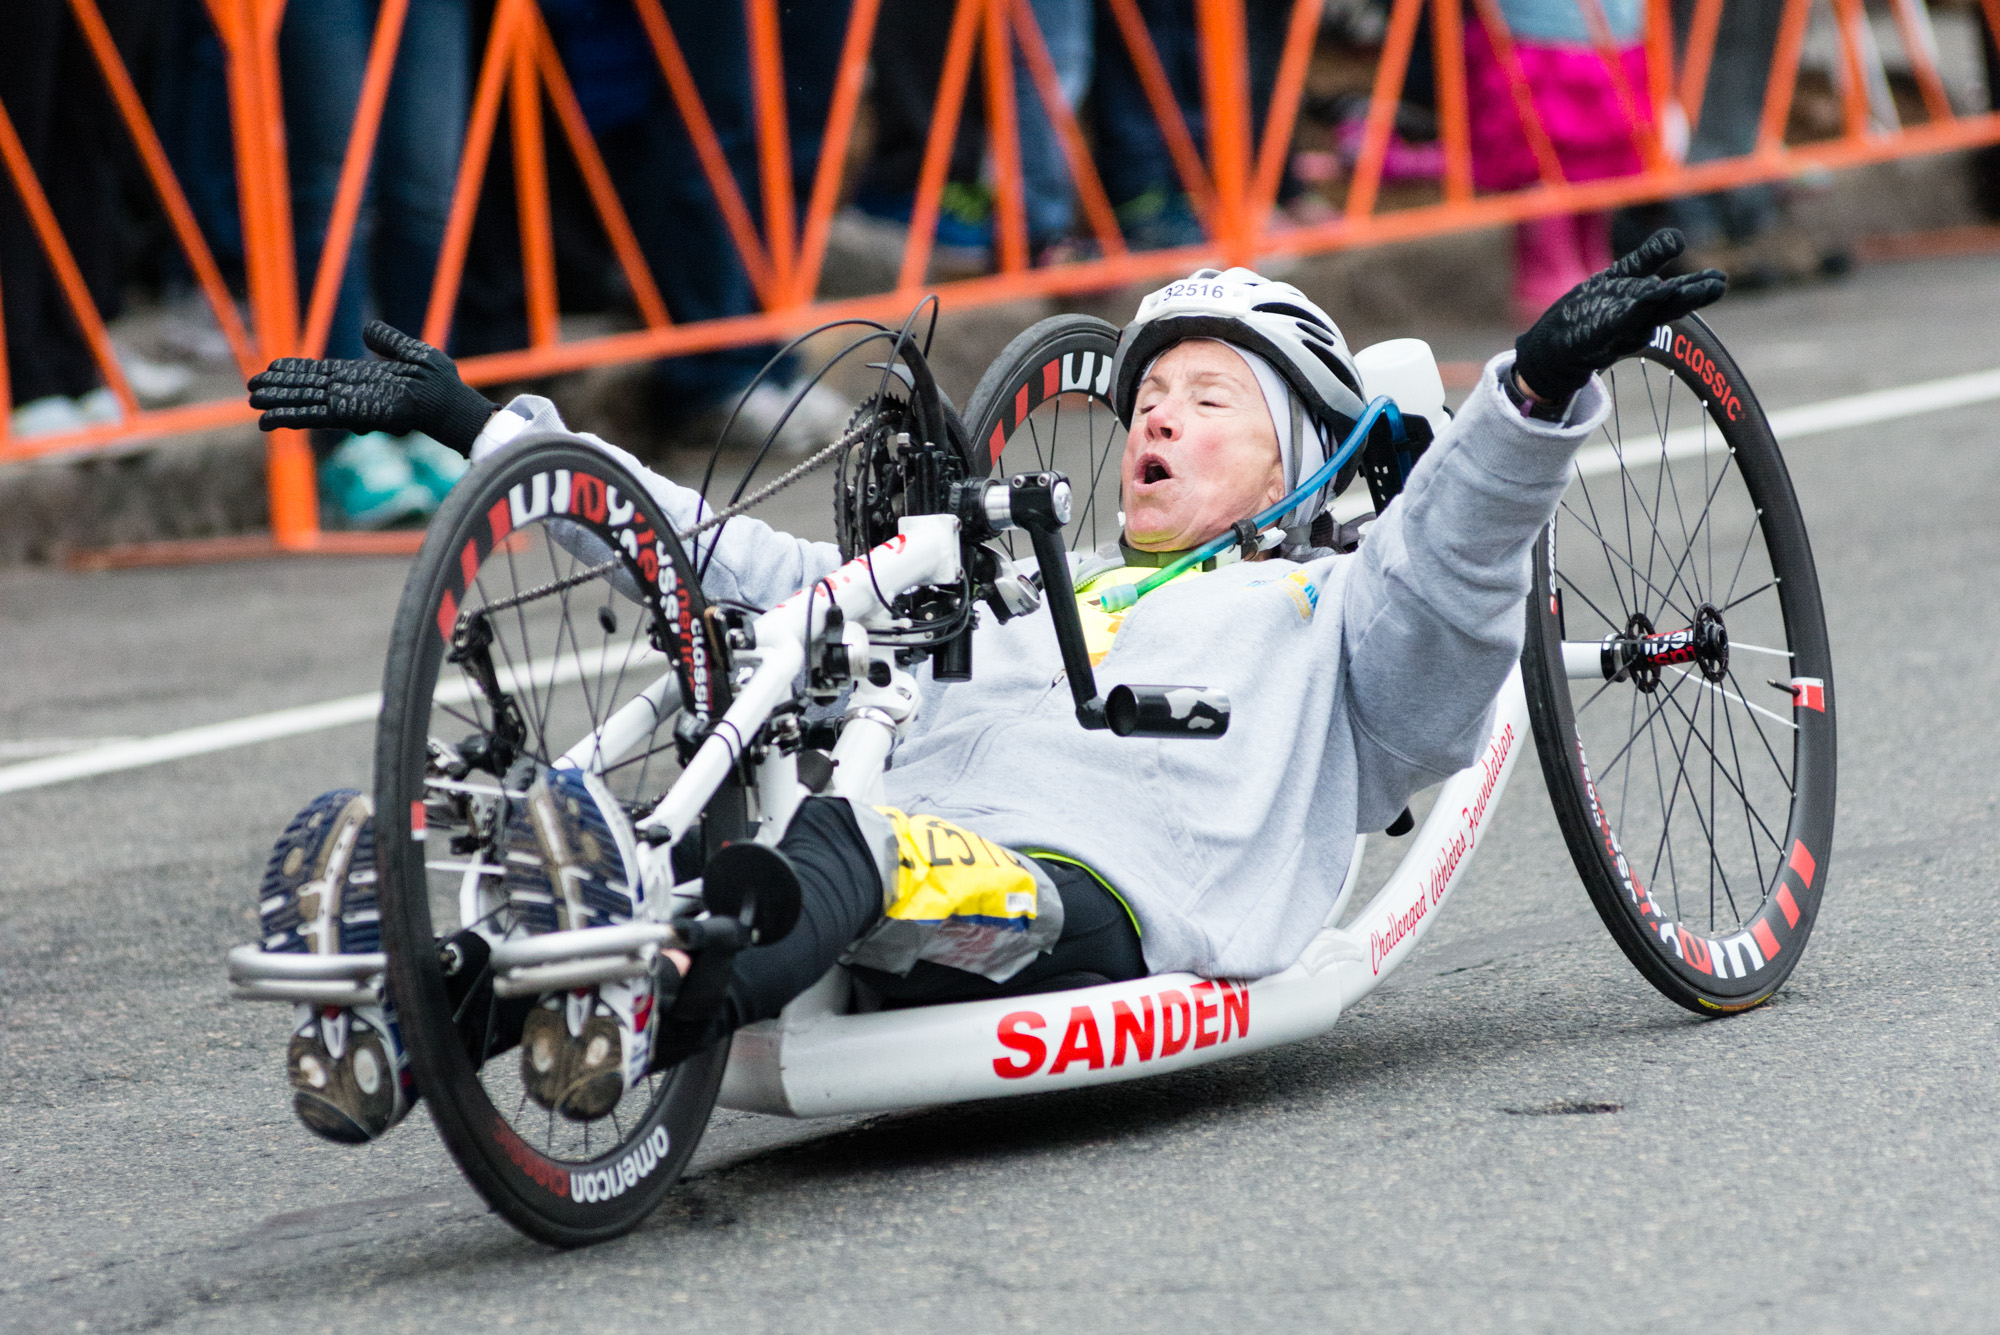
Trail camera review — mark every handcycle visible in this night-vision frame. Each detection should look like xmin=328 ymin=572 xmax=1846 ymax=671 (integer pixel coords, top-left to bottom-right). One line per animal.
xmin=228 ymin=308 xmax=1834 ymax=1247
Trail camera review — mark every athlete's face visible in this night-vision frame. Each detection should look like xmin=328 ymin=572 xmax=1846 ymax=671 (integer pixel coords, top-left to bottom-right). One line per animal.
xmin=1121 ymin=340 xmax=1285 ymax=552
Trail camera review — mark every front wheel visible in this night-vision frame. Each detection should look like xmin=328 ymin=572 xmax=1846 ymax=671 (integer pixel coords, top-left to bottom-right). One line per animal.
xmin=1521 ymin=315 xmax=1836 ymax=1015
xmin=374 ymin=434 xmax=732 ymax=1245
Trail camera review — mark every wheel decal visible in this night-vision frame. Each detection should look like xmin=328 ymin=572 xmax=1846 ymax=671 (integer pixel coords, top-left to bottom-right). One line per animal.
xmin=1787 ymin=838 xmax=1816 ymax=888
xmin=1787 ymin=677 xmax=1826 ymax=711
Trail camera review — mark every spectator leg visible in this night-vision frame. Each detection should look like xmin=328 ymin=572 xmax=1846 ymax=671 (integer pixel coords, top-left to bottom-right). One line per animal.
xmin=855 ymin=0 xmax=986 ymax=215
xmin=0 ymin=2 xmax=100 ymax=404
xmin=1092 ymin=0 xmax=1203 ymax=244
xmin=1673 ymin=0 xmax=1782 ymax=249
xmin=153 ymin=3 xmax=244 ymax=289
xmin=1016 ymin=0 xmax=1095 ymax=250
xmin=617 ymin=2 xmax=771 ymax=421
xmin=280 ymin=0 xmax=373 ymax=361
xmin=370 ymin=0 xmax=470 ymax=343
xmin=1975 ymin=0 xmax=2000 ymax=220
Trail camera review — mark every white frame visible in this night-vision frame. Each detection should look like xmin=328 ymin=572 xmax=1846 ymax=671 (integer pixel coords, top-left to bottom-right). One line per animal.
xmin=614 ymin=514 xmax=1528 ymax=1118
xmin=229 ymin=510 xmax=1532 ymax=1121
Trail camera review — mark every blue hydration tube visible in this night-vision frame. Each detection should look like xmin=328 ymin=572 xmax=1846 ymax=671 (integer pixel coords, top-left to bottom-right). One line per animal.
xmin=1095 ymin=395 xmax=1403 ymax=612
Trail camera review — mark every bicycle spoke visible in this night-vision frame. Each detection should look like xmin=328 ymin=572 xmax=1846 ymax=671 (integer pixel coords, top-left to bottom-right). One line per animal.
xmin=1723 ymin=664 xmax=1798 ymax=793
xmin=1721 ymin=580 xmax=1778 ymax=613
xmin=1662 ymin=665 xmax=1798 ymax=732
xmin=1571 ymin=448 xmax=1643 ymax=620
xmin=1658 ymin=684 xmax=1789 ymax=856
xmin=1648 ymin=680 xmax=1701 ymax=913
xmin=1716 ymin=665 xmax=1773 ymax=898
xmin=1558 ymin=499 xmax=1699 ymax=623
xmin=1554 ymin=572 xmax=1633 ymax=641
xmin=1591 ymin=670 xmax=1695 ymax=781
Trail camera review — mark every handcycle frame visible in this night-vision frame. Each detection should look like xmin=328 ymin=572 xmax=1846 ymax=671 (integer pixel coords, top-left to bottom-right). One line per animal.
xmin=545 ymin=500 xmax=1527 ymax=1118
xmin=227 ymin=467 xmax=1533 ymax=1124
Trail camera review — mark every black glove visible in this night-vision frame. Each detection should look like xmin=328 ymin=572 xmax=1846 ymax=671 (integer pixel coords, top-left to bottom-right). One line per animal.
xmin=246 ymin=321 xmax=496 ymax=455
xmin=1513 ymin=228 xmax=1727 ymax=406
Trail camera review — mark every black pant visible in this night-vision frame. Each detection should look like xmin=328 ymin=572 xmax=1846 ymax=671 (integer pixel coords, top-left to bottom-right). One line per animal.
xmin=702 ymin=797 xmax=1146 ymax=1044
xmin=0 ymin=0 xmax=154 ymax=404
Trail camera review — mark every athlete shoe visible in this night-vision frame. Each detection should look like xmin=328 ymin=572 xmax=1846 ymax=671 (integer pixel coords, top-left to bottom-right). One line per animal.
xmin=259 ymin=790 xmax=414 ymax=1144
xmin=501 ymin=767 xmax=656 ymax=1121
xmin=519 ymin=977 xmax=657 ymax=1122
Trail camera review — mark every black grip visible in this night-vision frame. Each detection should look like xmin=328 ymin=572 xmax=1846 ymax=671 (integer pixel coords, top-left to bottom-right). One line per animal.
xmin=1104 ymin=684 xmax=1231 ymax=738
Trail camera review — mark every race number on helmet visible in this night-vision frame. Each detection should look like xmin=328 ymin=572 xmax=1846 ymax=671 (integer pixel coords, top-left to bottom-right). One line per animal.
xmin=1112 ymin=268 xmax=1369 ymax=529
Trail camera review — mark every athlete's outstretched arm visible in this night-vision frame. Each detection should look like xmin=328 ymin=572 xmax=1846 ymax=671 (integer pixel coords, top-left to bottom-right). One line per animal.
xmin=1338 ymin=230 xmax=1723 ymax=829
xmin=471 ymin=395 xmax=843 ymax=611
xmin=247 ymin=324 xmax=841 ymax=609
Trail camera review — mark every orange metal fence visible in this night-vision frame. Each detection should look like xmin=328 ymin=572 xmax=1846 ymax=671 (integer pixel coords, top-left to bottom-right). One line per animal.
xmin=5 ymin=0 xmax=2000 ymax=553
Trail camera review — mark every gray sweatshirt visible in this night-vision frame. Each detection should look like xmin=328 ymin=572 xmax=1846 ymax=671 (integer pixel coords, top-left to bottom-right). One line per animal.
xmin=483 ymin=350 xmax=1607 ymax=980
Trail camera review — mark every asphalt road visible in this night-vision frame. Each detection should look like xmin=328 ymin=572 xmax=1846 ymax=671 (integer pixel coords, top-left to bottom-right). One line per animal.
xmin=4 ymin=253 xmax=1998 ymax=1333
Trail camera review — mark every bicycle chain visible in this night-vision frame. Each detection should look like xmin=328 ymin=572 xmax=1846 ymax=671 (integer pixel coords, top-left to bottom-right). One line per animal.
xmin=458 ymin=557 xmax=624 ymax=622
xmin=673 ymin=421 xmax=868 ymax=540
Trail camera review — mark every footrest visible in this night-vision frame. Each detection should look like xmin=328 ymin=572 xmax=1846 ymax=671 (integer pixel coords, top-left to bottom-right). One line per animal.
xmin=488 ymin=922 xmax=680 ymax=998
xmin=227 ymin=945 xmax=386 ymax=1007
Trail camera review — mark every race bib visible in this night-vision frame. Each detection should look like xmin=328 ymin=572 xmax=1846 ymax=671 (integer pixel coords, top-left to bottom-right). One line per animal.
xmin=840 ymin=809 xmax=1065 ymax=983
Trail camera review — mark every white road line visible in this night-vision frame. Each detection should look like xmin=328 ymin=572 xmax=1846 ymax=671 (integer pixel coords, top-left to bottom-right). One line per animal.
xmin=0 ymin=693 xmax=383 ymax=795
xmin=4 ymin=363 xmax=1995 ymax=798
xmin=1572 ymin=364 xmax=2000 ymax=478
xmin=0 ymin=643 xmax=664 ymax=796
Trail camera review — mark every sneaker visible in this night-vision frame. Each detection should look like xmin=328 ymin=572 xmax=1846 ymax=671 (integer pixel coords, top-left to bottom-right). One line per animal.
xmin=259 ymin=790 xmax=414 ymax=1144
xmin=501 ymin=766 xmax=656 ymax=1121
xmin=519 ymin=977 xmax=656 ymax=1122
xmin=74 ymin=387 xmax=123 ymax=425
xmin=1115 ymin=187 xmax=1206 ymax=251
xmin=400 ymin=431 xmax=469 ymax=506
xmin=851 ymin=181 xmax=993 ymax=275
xmin=117 ymin=347 xmax=196 ymax=407
xmin=8 ymin=395 xmax=86 ymax=440
xmin=319 ymin=431 xmax=435 ymax=530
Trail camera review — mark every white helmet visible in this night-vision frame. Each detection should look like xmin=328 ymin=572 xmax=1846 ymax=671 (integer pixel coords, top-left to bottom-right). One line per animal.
xmin=1111 ymin=267 xmax=1367 ymax=442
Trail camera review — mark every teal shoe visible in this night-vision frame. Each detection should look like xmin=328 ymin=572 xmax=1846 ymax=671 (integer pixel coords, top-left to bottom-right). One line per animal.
xmin=401 ymin=431 xmax=470 ymax=506
xmin=319 ymin=432 xmax=434 ymax=529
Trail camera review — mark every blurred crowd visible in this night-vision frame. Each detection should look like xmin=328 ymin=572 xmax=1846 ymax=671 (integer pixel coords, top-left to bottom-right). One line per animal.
xmin=5 ymin=0 xmax=1999 ymax=526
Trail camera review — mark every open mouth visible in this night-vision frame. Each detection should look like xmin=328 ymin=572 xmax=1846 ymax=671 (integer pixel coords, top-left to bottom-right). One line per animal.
xmin=1134 ymin=454 xmax=1174 ymax=488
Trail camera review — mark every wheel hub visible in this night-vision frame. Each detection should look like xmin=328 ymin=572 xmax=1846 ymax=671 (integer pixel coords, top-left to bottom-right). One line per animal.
xmin=1601 ymin=603 xmax=1729 ymax=692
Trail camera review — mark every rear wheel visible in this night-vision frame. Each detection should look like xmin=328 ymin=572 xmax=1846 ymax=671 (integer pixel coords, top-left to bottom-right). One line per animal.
xmin=962 ymin=313 xmax=1125 ymax=555
xmin=375 ymin=434 xmax=734 ymax=1246
xmin=1521 ymin=315 xmax=1836 ymax=1015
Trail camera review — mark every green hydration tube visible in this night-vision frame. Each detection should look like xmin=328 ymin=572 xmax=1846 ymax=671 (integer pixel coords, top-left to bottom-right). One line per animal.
xmin=1095 ymin=396 xmax=1402 ymax=613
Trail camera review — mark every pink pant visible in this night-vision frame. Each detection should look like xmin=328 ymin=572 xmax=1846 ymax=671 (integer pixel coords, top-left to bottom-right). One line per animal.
xmin=1466 ymin=24 xmax=1653 ymax=193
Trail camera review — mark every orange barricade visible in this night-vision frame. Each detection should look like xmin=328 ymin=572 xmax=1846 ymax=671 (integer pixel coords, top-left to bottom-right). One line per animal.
xmin=4 ymin=0 xmax=1999 ymax=554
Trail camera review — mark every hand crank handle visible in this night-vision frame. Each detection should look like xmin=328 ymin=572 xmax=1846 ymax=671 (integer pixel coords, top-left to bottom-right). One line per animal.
xmin=1008 ymin=472 xmax=1108 ymax=730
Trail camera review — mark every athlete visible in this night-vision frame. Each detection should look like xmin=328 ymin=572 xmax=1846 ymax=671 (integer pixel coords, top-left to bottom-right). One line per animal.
xmin=246 ymin=230 xmax=1722 ymax=1141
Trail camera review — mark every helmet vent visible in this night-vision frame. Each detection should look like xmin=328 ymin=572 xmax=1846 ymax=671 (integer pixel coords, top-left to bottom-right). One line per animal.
xmin=1293 ymin=319 xmax=1334 ymax=344
xmin=1302 ymin=340 xmax=1364 ymax=394
xmin=1253 ymin=302 xmax=1330 ymax=330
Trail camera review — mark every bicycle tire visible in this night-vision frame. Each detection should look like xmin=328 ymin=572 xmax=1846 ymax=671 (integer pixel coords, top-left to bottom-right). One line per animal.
xmin=1521 ymin=314 xmax=1836 ymax=1015
xmin=962 ymin=313 xmax=1125 ymax=553
xmin=375 ymin=433 xmax=733 ymax=1246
